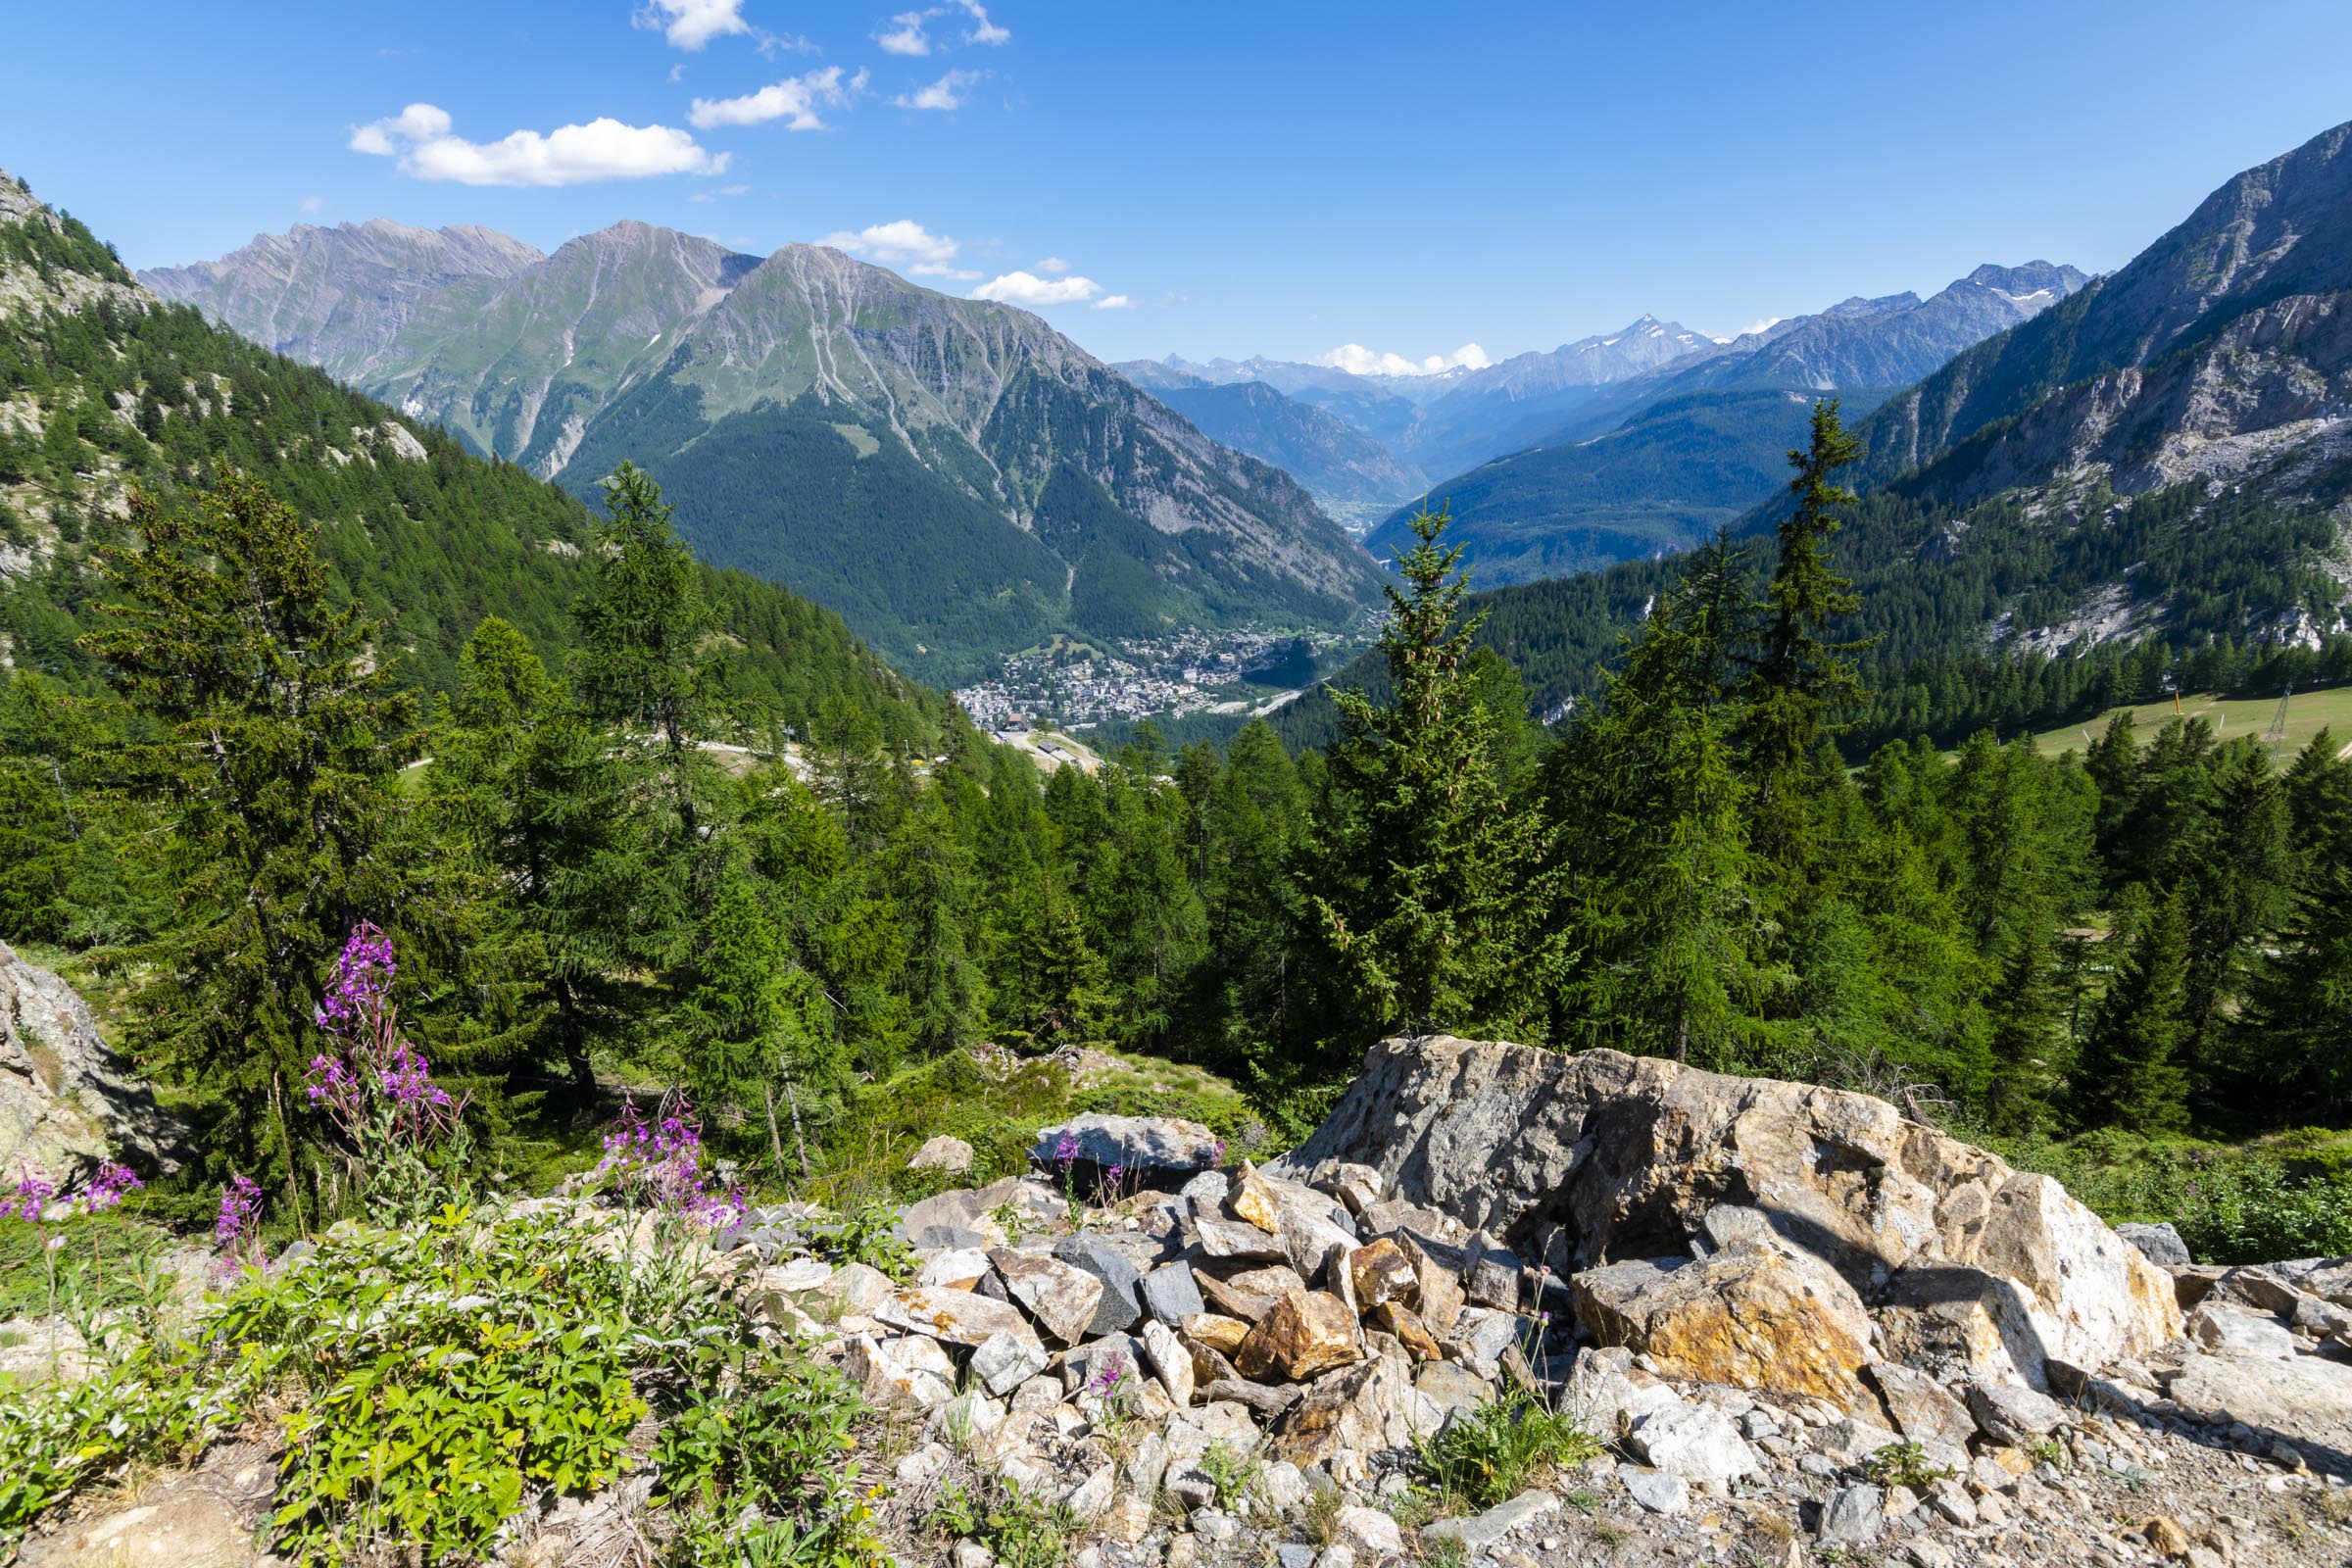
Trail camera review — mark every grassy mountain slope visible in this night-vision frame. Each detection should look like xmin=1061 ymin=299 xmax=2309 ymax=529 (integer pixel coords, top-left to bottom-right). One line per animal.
xmin=1115 ymin=373 xmax=1427 ymax=528
xmin=0 ymin=170 xmax=961 ymax=753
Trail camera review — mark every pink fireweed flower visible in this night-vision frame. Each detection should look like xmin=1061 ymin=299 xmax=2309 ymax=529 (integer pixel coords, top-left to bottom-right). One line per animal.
xmin=215 ymin=1173 xmax=262 ymax=1247
xmin=1054 ymin=1132 xmax=1080 ymax=1172
xmin=594 ymin=1093 xmax=735 ymax=1226
xmin=9 ymin=1166 xmax=55 ymax=1223
xmin=304 ymin=923 xmax=467 ymax=1151
xmin=80 ymin=1161 xmax=141 ymax=1214
xmin=314 ymin=921 xmax=396 ymax=1034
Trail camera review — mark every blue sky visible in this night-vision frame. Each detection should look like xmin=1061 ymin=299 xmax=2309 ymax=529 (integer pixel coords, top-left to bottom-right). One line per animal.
xmin=9 ymin=1 xmax=2352 ymax=369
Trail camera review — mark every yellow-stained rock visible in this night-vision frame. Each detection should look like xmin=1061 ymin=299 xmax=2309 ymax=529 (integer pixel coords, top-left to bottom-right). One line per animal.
xmin=1348 ymin=1237 xmax=1418 ymax=1311
xmin=1368 ymin=1298 xmax=1443 ymax=1360
xmin=1181 ymin=1311 xmax=1252 ymax=1354
xmin=1230 ymin=1161 xmax=1284 ymax=1233
xmin=1234 ymin=1289 xmax=1365 ymax=1382
xmin=1572 ymin=1241 xmax=1873 ymax=1410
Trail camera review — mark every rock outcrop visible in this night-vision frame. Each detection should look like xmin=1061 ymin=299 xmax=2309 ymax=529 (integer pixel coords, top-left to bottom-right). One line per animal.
xmin=1273 ymin=1035 xmax=2180 ymax=1393
xmin=1 ymin=941 xmax=186 ymax=1183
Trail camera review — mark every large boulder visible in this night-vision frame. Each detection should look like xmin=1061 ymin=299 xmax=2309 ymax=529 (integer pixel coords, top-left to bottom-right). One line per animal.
xmin=1 ymin=941 xmax=186 ymax=1184
xmin=1033 ymin=1112 xmax=1218 ymax=1176
xmin=1272 ymin=1035 xmax=2180 ymax=1390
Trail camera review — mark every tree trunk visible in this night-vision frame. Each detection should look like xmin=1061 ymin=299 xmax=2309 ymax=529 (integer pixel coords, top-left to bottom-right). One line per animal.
xmin=783 ymin=1079 xmax=811 ymax=1181
xmin=761 ymin=1079 xmax=788 ymax=1171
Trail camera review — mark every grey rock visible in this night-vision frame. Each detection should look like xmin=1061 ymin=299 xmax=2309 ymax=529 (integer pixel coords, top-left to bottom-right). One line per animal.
xmin=1140 ymin=1260 xmax=1206 ymax=1324
xmin=1194 ymin=1216 xmax=1288 ymax=1263
xmin=1817 ymin=1485 xmax=1884 ymax=1546
xmin=2119 ymin=1221 xmax=2191 ymax=1267
xmin=916 ymin=1224 xmax=989 ymax=1251
xmin=1627 ymin=1400 xmax=1758 ymax=1481
xmin=2186 ymin=1301 xmax=2295 ymax=1360
xmin=901 ymin=1189 xmax=981 ymax=1241
xmin=1053 ymin=1234 xmax=1144 ymax=1336
xmin=909 ymin=1134 xmax=975 ymax=1174
xmin=1035 ymin=1112 xmax=1220 ymax=1175
xmin=1179 ymin=1169 xmax=1230 ymax=1207
xmin=1278 ymin=1546 xmax=1316 ymax=1568
xmin=1422 ymin=1490 xmax=1558 ymax=1547
xmin=1061 ymin=1333 xmax=1142 ymax=1396
xmin=990 ymin=1248 xmax=1106 ymax=1346
xmin=1964 ymin=1380 xmax=2069 ymax=1446
xmin=1191 ymin=1509 xmax=1241 ymax=1544
xmin=1199 ymin=1376 xmax=1300 ymax=1418
xmin=1618 ymin=1465 xmax=1689 ymax=1515
xmin=1 ymin=939 xmax=189 ymax=1183
xmin=971 ymin=1329 xmax=1049 ymax=1396
xmin=1463 ymin=1233 xmax=1522 ymax=1309
xmin=1164 ymin=1467 xmax=1216 ymax=1510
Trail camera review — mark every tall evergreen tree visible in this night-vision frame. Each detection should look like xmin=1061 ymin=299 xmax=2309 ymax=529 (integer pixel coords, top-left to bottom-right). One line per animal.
xmin=1308 ymin=505 xmax=1566 ymax=1045
xmin=81 ymin=469 xmax=423 ymax=1175
xmin=2072 ymin=888 xmax=2192 ymax=1133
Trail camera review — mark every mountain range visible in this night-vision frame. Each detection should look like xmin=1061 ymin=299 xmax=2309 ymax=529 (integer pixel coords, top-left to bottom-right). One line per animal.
xmin=1260 ymin=119 xmax=2352 ymax=753
xmin=142 ymin=222 xmax=1385 ymax=684
xmin=0 ymin=168 xmax=963 ymax=752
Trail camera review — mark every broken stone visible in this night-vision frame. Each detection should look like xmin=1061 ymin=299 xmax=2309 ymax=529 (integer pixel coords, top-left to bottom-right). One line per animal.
xmin=1963 ymin=1380 xmax=2068 ymax=1446
xmin=1101 ymin=1494 xmax=1152 ymax=1546
xmin=1140 ymin=1261 xmax=1206 ymax=1324
xmin=1396 ymin=1231 xmax=1465 ymax=1333
xmin=989 ymin=1248 xmax=1105 ymax=1346
xmin=1141 ymin=1317 xmax=1197 ymax=1408
xmin=918 ymin=1248 xmax=994 ymax=1290
xmin=2186 ymin=1300 xmax=2295 ymax=1360
xmin=1331 ymin=1506 xmax=1403 ymax=1559
xmin=1199 ymin=1376 xmax=1301 ymax=1419
xmin=843 ymin=1333 xmax=956 ymax=1410
xmin=1181 ymin=1311 xmax=1251 ymax=1355
xmin=1061 ymin=1333 xmax=1141 ymax=1396
xmin=2118 ymin=1222 xmax=2190 ymax=1267
xmin=1349 ymin=1238 xmax=1419 ymax=1310
xmin=1231 ymin=1162 xmax=1287 ymax=1232
xmin=1052 ymin=1234 xmax=1144 ymax=1337
xmin=1199 ymin=1262 xmax=1307 ymax=1321
xmin=970 ymin=1329 xmax=1049 ymax=1396
xmin=1619 ymin=1465 xmax=1689 ymax=1514
xmin=909 ymin=1135 xmax=975 ymax=1174
xmin=1868 ymin=1363 xmax=1978 ymax=1451
xmin=1627 ymin=1400 xmax=1759 ymax=1482
xmin=1234 ymin=1290 xmax=1365 ymax=1382
xmin=1194 ymin=1216 xmax=1289 ymax=1264
xmin=1369 ymin=1299 xmax=1442 ymax=1359
xmin=1817 ymin=1485 xmax=1884 ymax=1547
xmin=875 ymin=1287 xmax=1042 ymax=1353
xmin=753 ymin=1257 xmax=833 ymax=1294
xmin=1464 ymin=1233 xmax=1522 ymax=1310
xmin=1423 ymin=1490 xmax=1558 ymax=1548
xmin=1064 ymin=1464 xmax=1114 ymax=1521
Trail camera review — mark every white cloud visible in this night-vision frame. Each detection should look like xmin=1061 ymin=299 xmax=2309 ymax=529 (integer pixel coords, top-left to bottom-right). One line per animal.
xmin=689 ymin=183 xmax=752 ymax=203
xmin=668 ymin=64 xmax=686 ymax=82
xmin=815 ymin=219 xmax=985 ymax=280
xmin=349 ymin=103 xmax=728 ymax=186
xmin=972 ymin=270 xmax=1102 ymax=308
xmin=956 ymin=0 xmax=1010 ymax=44
xmin=299 ymin=196 xmax=326 ymax=214
xmin=876 ymin=10 xmax=931 ymax=53
xmin=1092 ymin=294 xmax=1136 ymax=311
xmin=689 ymin=66 xmax=865 ymax=129
xmin=1312 ymin=341 xmax=1492 ymax=377
xmin=633 ymin=0 xmax=750 ymax=50
xmin=1034 ymin=256 xmax=1070 ymax=273
xmin=892 ymin=69 xmax=980 ymax=110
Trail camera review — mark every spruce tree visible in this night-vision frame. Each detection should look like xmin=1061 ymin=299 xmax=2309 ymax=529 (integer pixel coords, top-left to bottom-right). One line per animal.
xmin=2072 ymin=888 xmax=2192 ymax=1133
xmin=682 ymin=865 xmax=843 ymax=1175
xmin=1309 ymin=504 xmax=1565 ymax=1044
xmin=1742 ymin=401 xmax=1870 ymax=815
xmin=80 ymin=470 xmax=422 ymax=1175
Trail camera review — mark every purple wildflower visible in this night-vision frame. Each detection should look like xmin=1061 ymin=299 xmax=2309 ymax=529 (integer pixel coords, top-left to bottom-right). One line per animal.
xmin=80 ymin=1161 xmax=141 ymax=1215
xmin=1211 ymin=1137 xmax=1227 ymax=1165
xmin=9 ymin=1166 xmax=55 ymax=1223
xmin=595 ymin=1093 xmax=734 ymax=1226
xmin=215 ymin=1173 xmax=262 ymax=1247
xmin=304 ymin=923 xmax=466 ymax=1151
xmin=314 ymin=921 xmax=396 ymax=1035
xmin=1054 ymin=1132 xmax=1081 ymax=1171
xmin=1105 ymin=1163 xmax=1124 ymax=1196
xmin=1088 ymin=1348 xmax=1128 ymax=1399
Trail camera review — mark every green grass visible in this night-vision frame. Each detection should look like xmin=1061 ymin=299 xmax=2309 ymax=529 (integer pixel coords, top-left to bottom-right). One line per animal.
xmin=2015 ymin=686 xmax=2352 ymax=760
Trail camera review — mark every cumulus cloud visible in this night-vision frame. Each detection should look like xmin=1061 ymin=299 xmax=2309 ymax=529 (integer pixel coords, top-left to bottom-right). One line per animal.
xmin=1092 ymin=294 xmax=1136 ymax=311
xmin=632 ymin=0 xmax=751 ymax=50
xmin=876 ymin=10 xmax=931 ymax=53
xmin=689 ymin=66 xmax=865 ymax=129
xmin=819 ymin=218 xmax=956 ymax=267
xmin=1312 ymin=341 xmax=1492 ymax=377
xmin=348 ymin=104 xmax=730 ymax=186
xmin=972 ymin=270 xmax=1102 ymax=308
xmin=892 ymin=69 xmax=979 ymax=110
xmin=1034 ymin=256 xmax=1070 ymax=274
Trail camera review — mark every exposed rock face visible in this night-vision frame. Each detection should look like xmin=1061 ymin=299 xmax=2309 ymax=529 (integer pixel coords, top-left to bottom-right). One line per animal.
xmin=1274 ymin=1035 xmax=2180 ymax=1391
xmin=1035 ymin=1113 xmax=1220 ymax=1177
xmin=1 ymin=941 xmax=186 ymax=1183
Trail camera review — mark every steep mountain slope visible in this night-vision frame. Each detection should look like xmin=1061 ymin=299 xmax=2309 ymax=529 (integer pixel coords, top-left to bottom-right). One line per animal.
xmin=1855 ymin=122 xmax=2352 ymax=497
xmin=139 ymin=218 xmax=544 ymax=377
xmin=0 ymin=170 xmax=961 ymax=751
xmin=1371 ymin=264 xmax=2088 ymax=587
xmin=1112 ymin=369 xmax=1426 ymax=530
xmin=143 ymin=226 xmax=1383 ymax=683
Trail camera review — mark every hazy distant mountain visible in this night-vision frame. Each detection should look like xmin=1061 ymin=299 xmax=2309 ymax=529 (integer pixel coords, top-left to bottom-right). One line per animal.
xmin=143 ymin=224 xmax=1383 ymax=682
xmin=1112 ymin=368 xmax=1426 ymax=531
xmin=1370 ymin=264 xmax=2090 ymax=587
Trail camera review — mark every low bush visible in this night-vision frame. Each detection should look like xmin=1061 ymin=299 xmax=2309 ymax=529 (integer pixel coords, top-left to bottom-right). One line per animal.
xmin=1411 ymin=1388 xmax=1601 ymax=1513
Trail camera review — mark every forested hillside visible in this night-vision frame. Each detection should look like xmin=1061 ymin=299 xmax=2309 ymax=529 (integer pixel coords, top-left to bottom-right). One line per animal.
xmin=0 ymin=172 xmax=960 ymax=752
